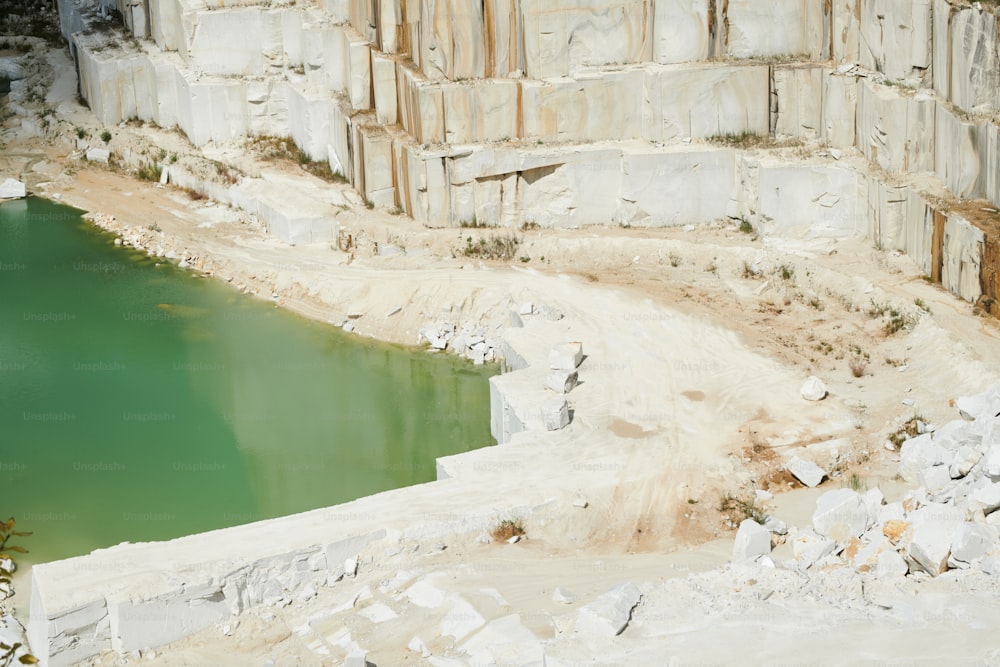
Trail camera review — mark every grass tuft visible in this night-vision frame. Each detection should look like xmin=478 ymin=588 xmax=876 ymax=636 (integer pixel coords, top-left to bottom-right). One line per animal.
xmin=719 ymin=494 xmax=768 ymax=525
xmin=136 ymin=161 xmax=162 ymax=182
xmin=248 ymin=135 xmax=347 ymax=183
xmin=845 ymin=473 xmax=868 ymax=492
xmin=490 ymin=518 xmax=526 ymax=542
xmin=462 ymin=233 xmax=522 ymax=261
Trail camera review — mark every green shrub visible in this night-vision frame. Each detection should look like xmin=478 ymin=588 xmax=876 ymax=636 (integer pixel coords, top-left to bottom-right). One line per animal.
xmin=136 ymin=162 xmax=162 ymax=182
xmin=462 ymin=234 xmax=522 ymax=261
xmin=719 ymin=494 xmax=768 ymax=525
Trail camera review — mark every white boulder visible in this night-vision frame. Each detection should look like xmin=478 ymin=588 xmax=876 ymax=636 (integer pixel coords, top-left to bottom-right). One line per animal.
xmin=949 ymin=523 xmax=995 ymax=567
xmin=983 ymin=445 xmax=1000 ymax=480
xmin=932 ymin=419 xmax=981 ymax=451
xmin=539 ymin=305 xmax=564 ymax=321
xmin=344 ymin=649 xmax=368 ymax=667
xmin=845 ymin=533 xmax=889 ymax=572
xmin=968 ymin=483 xmax=1000 ymax=515
xmin=85 ymin=147 xmax=111 ymax=163
xmin=408 ymin=635 xmax=430 ymax=657
xmin=800 ymin=376 xmax=828 ymax=401
xmin=548 ymin=342 xmax=584 ymax=371
xmin=982 ymin=556 xmax=1000 ymax=576
xmin=545 ymin=370 xmax=578 ymax=394
xmin=469 ymin=345 xmax=488 ymax=365
xmin=458 ymin=614 xmax=543 ymax=666
xmin=950 ymin=445 xmax=982 ymax=478
xmin=418 ymin=326 xmax=448 ymax=350
xmin=878 ymin=501 xmax=906 ymax=525
xmin=920 ymin=464 xmax=953 ymax=497
xmin=764 ymin=517 xmax=788 ymax=535
xmin=405 ymin=578 xmax=447 ymax=609
xmin=358 ymin=602 xmax=399 ymax=624
xmin=955 ymin=388 xmax=1000 ymax=421
xmin=875 ymin=548 xmax=910 ymax=579
xmin=812 ymin=489 xmax=869 ymax=542
xmin=862 ymin=488 xmax=885 ymax=526
xmin=792 ymin=530 xmax=837 ymax=567
xmin=906 ymin=513 xmax=962 ymax=576
xmin=441 ymin=597 xmax=487 ymax=640
xmin=785 ymin=456 xmax=827 ymax=487
xmin=898 ymin=433 xmax=947 ymax=482
xmin=732 ymin=519 xmax=772 ymax=563
xmin=0 ymin=178 xmax=25 ymax=199
xmin=574 ymin=583 xmax=642 ymax=637
xmin=541 ymin=398 xmax=571 ymax=431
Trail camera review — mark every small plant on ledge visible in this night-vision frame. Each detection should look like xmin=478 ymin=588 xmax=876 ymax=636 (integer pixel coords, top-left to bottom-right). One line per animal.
xmin=0 ymin=517 xmax=37 ymax=666
xmin=462 ymin=233 xmax=522 ymax=261
xmin=490 ymin=518 xmax=526 ymax=542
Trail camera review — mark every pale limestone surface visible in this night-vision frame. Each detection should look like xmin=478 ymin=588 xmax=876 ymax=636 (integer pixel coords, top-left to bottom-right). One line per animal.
xmin=63 ymin=0 xmax=1000 ymax=240
xmin=860 ymin=0 xmax=932 ymax=86
xmin=0 ymin=178 xmax=26 ymax=199
xmin=26 ymin=0 xmax=1000 ymax=663
xmin=726 ymin=0 xmax=826 ymax=60
xmin=28 ymin=251 xmax=850 ymax=664
xmin=934 ymin=0 xmax=1000 ymax=114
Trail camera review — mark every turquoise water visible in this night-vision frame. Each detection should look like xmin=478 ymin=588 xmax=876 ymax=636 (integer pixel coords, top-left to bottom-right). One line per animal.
xmin=0 ymin=197 xmax=495 ymax=564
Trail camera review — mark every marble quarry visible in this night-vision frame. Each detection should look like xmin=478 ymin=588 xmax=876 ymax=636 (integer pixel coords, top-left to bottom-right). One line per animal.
xmin=25 ymin=2 xmax=1000 ymax=661
xmin=53 ymin=1 xmax=1000 ymax=318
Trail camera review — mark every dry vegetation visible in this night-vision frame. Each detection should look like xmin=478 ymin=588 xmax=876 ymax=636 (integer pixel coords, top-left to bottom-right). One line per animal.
xmin=460 ymin=233 xmax=522 ymax=261
xmin=247 ymin=135 xmax=347 ymax=183
xmin=705 ymin=131 xmax=804 ymax=150
xmin=718 ymin=493 xmax=768 ymax=525
xmin=490 ymin=518 xmax=526 ymax=542
xmin=887 ymin=414 xmax=927 ymax=449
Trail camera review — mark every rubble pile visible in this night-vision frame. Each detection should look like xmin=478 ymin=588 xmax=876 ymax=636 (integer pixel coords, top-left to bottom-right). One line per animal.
xmin=736 ymin=384 xmax=1000 ymax=581
xmin=417 ymin=322 xmax=500 ymax=366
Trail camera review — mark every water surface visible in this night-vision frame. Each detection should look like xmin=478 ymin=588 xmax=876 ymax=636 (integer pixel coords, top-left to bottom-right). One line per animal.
xmin=0 ymin=197 xmax=495 ymax=564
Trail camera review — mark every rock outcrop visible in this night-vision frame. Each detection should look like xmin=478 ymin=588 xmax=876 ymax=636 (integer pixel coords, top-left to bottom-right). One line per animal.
xmin=0 ymin=178 xmax=26 ymax=199
xmin=750 ymin=384 xmax=1000 ymax=580
xmin=24 ymin=0 xmax=1000 ymax=664
xmin=54 ymin=0 xmax=1000 ymax=317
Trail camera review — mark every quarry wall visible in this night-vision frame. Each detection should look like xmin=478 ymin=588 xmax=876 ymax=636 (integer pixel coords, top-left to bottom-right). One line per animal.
xmin=59 ymin=0 xmax=1000 ymax=312
xmin=24 ymin=1 xmax=1000 ymax=663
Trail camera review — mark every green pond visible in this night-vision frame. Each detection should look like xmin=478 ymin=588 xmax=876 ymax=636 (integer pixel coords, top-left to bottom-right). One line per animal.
xmin=0 ymin=197 xmax=496 ymax=565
